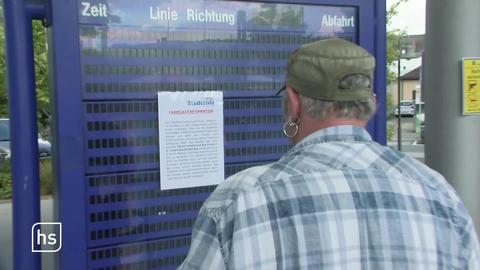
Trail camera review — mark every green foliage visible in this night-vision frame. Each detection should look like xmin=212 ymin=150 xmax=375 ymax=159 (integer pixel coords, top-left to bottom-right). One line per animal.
xmin=386 ymin=0 xmax=408 ymax=84
xmin=39 ymin=158 xmax=53 ymax=195
xmin=386 ymin=0 xmax=409 ymax=141
xmin=0 ymin=158 xmax=53 ymax=200
xmin=0 ymin=5 xmax=7 ymax=118
xmin=386 ymin=93 xmax=395 ymax=119
xmin=32 ymin=21 xmax=50 ymax=134
xmin=0 ymin=3 xmax=51 ymax=199
xmin=0 ymin=159 xmax=11 ymax=199
xmin=0 ymin=5 xmax=50 ymax=135
xmin=387 ymin=122 xmax=396 ymax=141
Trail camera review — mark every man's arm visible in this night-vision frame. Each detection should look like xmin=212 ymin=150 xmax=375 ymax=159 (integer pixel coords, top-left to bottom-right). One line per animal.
xmin=179 ymin=208 xmax=226 ymax=270
xmin=465 ymin=222 xmax=480 ymax=269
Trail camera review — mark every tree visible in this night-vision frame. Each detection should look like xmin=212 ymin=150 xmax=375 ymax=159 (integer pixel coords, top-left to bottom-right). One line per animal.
xmin=32 ymin=20 xmax=49 ymax=134
xmin=0 ymin=4 xmax=50 ymax=136
xmin=0 ymin=5 xmax=7 ymax=118
xmin=386 ymin=0 xmax=409 ymax=84
xmin=386 ymin=0 xmax=409 ymax=139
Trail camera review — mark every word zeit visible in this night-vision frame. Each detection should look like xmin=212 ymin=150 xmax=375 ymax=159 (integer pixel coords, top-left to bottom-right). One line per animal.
xmin=81 ymin=2 xmax=108 ymax=17
xmin=150 ymin=7 xmax=236 ymax=26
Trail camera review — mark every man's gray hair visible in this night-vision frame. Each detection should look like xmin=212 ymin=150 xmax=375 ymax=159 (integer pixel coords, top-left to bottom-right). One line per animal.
xmin=282 ymin=93 xmax=376 ymax=121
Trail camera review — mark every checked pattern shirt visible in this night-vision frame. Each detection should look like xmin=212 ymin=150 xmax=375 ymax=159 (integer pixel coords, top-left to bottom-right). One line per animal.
xmin=179 ymin=125 xmax=480 ymax=269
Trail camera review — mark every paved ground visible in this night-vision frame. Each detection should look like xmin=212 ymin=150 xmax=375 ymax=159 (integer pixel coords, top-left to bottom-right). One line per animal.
xmin=387 ymin=117 xmax=425 ymax=163
xmin=0 ymin=198 xmax=55 ymax=270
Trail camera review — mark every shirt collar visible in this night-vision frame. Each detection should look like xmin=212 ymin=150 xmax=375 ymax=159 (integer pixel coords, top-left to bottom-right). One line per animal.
xmin=284 ymin=125 xmax=373 ymax=157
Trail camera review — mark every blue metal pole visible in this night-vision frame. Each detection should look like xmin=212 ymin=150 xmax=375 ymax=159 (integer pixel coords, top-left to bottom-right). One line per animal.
xmin=2 ymin=0 xmax=46 ymax=269
xmin=374 ymin=0 xmax=387 ymax=145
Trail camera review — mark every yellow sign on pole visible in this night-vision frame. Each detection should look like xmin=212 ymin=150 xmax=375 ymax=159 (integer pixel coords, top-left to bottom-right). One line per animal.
xmin=462 ymin=58 xmax=480 ymax=115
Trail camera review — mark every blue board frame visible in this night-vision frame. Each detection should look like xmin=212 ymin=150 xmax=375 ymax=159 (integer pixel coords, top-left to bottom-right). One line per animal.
xmin=48 ymin=0 xmax=386 ymax=269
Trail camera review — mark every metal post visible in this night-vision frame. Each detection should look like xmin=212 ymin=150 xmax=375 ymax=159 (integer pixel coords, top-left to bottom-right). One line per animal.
xmin=425 ymin=0 xmax=480 ymax=233
xmin=397 ymin=45 xmax=402 ymax=151
xmin=397 ymin=35 xmax=417 ymax=151
xmin=2 ymin=0 xmax=46 ymax=269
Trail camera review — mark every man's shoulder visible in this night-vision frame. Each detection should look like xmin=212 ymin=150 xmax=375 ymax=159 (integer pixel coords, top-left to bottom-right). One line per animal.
xmin=379 ymin=145 xmax=461 ymax=204
xmin=202 ymin=163 xmax=281 ymax=210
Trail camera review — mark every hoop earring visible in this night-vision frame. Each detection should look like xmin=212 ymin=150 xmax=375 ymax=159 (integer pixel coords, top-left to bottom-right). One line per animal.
xmin=283 ymin=116 xmax=300 ymax=138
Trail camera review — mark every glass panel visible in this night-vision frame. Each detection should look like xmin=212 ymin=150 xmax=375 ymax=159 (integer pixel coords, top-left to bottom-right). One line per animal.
xmin=77 ymin=1 xmax=358 ymax=269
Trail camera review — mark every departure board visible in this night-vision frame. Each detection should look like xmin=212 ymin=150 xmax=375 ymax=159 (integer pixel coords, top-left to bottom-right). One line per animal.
xmin=78 ymin=1 xmax=357 ymax=269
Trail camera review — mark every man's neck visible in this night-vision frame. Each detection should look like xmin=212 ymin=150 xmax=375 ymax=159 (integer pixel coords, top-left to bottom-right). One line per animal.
xmin=292 ymin=117 xmax=367 ymax=145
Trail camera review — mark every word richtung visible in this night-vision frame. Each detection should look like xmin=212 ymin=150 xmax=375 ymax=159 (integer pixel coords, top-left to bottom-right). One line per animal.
xmin=149 ymin=7 xmax=236 ymax=26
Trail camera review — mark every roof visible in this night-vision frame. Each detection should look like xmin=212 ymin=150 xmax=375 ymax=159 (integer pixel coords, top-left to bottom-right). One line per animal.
xmin=401 ymin=35 xmax=425 ymax=53
xmin=399 ymin=66 xmax=420 ymax=80
xmin=399 ymin=35 xmax=425 ymax=57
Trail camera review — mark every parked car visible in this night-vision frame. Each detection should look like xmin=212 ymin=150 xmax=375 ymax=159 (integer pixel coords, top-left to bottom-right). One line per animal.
xmin=395 ymin=100 xmax=416 ymax=117
xmin=0 ymin=118 xmax=51 ymax=160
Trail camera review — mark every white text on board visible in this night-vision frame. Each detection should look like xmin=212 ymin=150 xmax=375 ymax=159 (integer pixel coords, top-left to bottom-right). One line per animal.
xmin=81 ymin=2 xmax=108 ymax=17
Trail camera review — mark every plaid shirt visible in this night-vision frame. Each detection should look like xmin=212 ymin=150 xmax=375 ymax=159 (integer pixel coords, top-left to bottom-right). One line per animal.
xmin=179 ymin=126 xmax=480 ymax=269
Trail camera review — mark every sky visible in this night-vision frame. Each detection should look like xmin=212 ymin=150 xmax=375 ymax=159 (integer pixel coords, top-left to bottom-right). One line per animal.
xmin=387 ymin=0 xmax=426 ymax=35
xmin=386 ymin=0 xmax=426 ymax=75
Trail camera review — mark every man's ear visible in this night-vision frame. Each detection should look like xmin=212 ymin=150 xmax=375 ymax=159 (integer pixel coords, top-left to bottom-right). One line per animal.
xmin=286 ymin=86 xmax=301 ymax=118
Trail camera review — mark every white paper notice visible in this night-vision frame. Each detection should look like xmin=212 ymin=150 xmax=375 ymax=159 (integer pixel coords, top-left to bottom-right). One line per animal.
xmin=158 ymin=91 xmax=224 ymax=190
